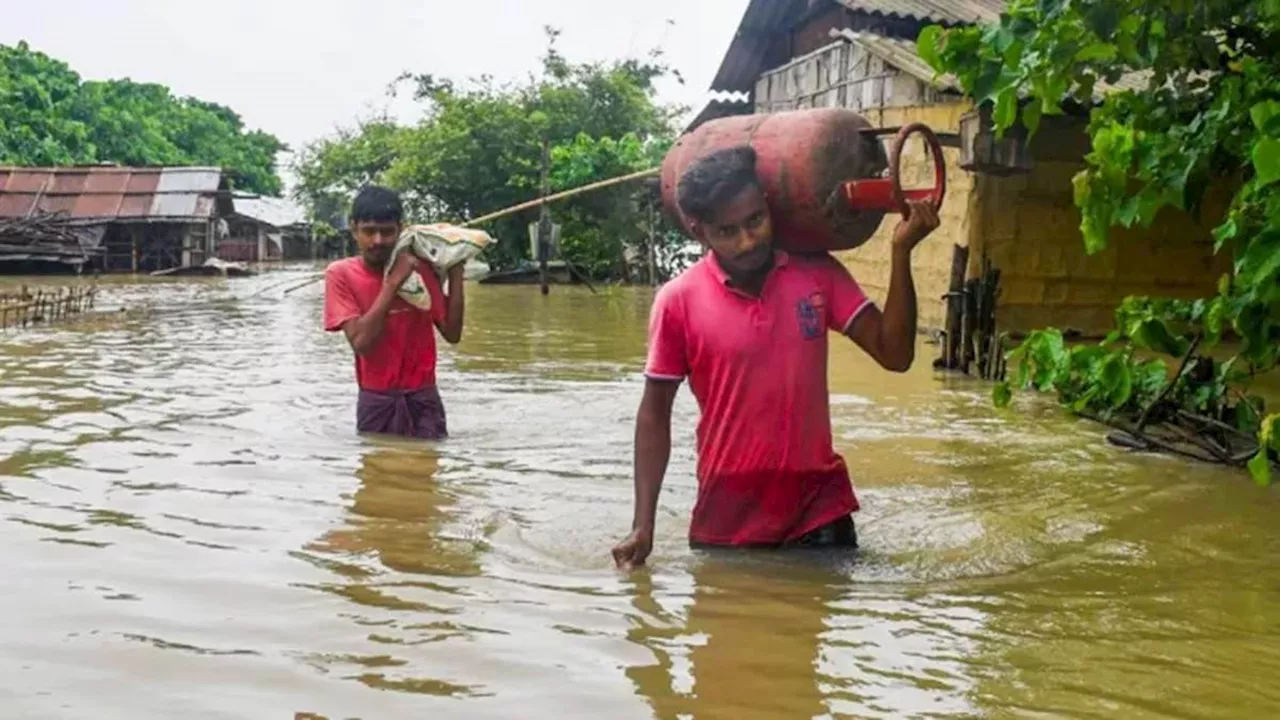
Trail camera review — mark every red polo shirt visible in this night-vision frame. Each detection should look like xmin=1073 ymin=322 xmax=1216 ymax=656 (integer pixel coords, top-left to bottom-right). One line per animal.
xmin=323 ymin=257 xmax=446 ymax=392
xmin=644 ymin=250 xmax=873 ymax=546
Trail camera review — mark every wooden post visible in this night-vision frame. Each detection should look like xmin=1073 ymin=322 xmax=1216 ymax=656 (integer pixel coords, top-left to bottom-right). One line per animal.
xmin=970 ymin=255 xmax=1002 ymax=379
xmin=538 ymin=137 xmax=551 ymax=296
xmin=943 ymin=244 xmax=968 ymax=370
xmin=961 ymin=277 xmax=979 ymax=373
xmin=647 ymin=198 xmax=658 ymax=286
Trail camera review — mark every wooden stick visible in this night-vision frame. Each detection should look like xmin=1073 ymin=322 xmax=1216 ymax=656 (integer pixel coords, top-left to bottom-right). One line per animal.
xmin=1135 ymin=333 xmax=1202 ymax=432
xmin=274 ymin=167 xmax=663 ymax=298
xmin=281 ymin=275 xmax=327 ymax=296
xmin=461 ymin=167 xmax=660 ymax=228
xmin=1175 ymin=409 xmax=1256 ymax=441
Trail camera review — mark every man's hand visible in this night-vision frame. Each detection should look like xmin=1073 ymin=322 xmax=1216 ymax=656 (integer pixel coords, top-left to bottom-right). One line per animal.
xmin=891 ymin=200 xmax=941 ymax=252
xmin=386 ymin=251 xmax=418 ymax=289
xmin=447 ymin=262 xmax=465 ymax=283
xmin=612 ymin=528 xmax=653 ymax=570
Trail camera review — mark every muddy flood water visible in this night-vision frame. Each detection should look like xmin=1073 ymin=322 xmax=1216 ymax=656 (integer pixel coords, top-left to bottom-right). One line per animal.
xmin=1 ymin=266 xmax=1279 ymax=719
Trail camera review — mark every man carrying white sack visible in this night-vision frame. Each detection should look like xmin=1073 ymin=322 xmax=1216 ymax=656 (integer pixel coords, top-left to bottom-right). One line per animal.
xmin=322 ymin=185 xmax=492 ymax=439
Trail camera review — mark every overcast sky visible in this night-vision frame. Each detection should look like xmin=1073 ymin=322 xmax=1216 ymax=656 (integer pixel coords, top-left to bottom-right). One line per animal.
xmin=2 ymin=0 xmax=746 ymax=189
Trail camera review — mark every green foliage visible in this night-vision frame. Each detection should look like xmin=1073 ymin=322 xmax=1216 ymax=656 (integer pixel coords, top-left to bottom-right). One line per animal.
xmin=292 ymin=28 xmax=689 ymax=281
xmin=0 ymin=41 xmax=285 ymax=195
xmin=1250 ymin=414 xmax=1280 ymax=486
xmin=921 ymin=0 xmax=1280 ymax=481
xmin=998 ymin=328 xmax=1170 ymax=418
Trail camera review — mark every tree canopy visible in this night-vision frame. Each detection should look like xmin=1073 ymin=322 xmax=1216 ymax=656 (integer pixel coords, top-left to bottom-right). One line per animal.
xmin=292 ymin=28 xmax=688 ymax=280
xmin=919 ymin=0 xmax=1280 ymax=482
xmin=0 ymin=41 xmax=286 ymax=195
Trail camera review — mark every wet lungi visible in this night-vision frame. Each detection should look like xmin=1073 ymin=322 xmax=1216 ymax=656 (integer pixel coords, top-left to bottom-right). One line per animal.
xmin=689 ymin=513 xmax=858 ymax=550
xmin=356 ymin=386 xmax=448 ymax=439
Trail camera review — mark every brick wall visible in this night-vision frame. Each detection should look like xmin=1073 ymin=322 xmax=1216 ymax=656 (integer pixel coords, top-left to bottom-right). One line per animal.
xmin=831 ymin=102 xmax=1229 ymax=337
xmin=972 ymin=115 xmax=1230 ymax=336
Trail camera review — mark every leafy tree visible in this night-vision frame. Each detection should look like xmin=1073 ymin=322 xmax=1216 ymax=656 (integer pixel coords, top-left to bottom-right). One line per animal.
xmin=293 ymin=28 xmax=690 ymax=280
xmin=918 ymin=0 xmax=1280 ymax=483
xmin=0 ymin=42 xmax=92 ymax=165
xmin=0 ymin=41 xmax=286 ymax=195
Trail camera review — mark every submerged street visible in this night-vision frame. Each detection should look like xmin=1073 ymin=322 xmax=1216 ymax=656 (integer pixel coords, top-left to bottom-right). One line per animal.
xmin=1 ymin=270 xmax=1278 ymax=719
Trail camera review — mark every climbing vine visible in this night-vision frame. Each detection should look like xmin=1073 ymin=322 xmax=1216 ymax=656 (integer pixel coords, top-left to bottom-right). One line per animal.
xmin=918 ymin=0 xmax=1280 ymax=483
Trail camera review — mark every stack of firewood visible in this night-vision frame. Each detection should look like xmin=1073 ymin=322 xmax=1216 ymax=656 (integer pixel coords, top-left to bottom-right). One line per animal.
xmin=0 ymin=212 xmax=100 ymax=264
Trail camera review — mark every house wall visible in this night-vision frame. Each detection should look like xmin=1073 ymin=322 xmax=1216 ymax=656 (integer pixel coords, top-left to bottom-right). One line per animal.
xmin=833 ymin=102 xmax=977 ymax=332
xmin=749 ymin=37 xmax=1229 ymax=337
xmin=971 ymin=115 xmax=1231 ymax=336
xmin=791 ymin=4 xmax=849 ymax=56
xmin=219 ymin=218 xmax=262 ymax=262
xmin=755 ymin=39 xmax=948 ymax=115
xmin=837 ymin=105 xmax=1228 ymax=337
xmin=787 ymin=1 xmax=925 ymax=57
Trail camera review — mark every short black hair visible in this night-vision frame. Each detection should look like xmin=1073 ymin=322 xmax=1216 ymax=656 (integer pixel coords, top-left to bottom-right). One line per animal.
xmin=350 ymin=185 xmax=404 ymax=224
xmin=676 ymin=145 xmax=760 ymax=223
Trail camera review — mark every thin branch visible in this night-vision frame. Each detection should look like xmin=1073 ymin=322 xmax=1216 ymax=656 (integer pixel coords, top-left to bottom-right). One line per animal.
xmin=1083 ymin=411 xmax=1223 ymax=465
xmin=1175 ymin=409 xmax=1258 ymax=442
xmin=1135 ymin=333 xmax=1203 ymax=432
xmin=1167 ymin=421 xmax=1232 ymax=463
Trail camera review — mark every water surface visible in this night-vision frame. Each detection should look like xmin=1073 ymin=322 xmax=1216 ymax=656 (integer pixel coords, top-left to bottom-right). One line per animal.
xmin=1 ymin=268 xmax=1278 ymax=719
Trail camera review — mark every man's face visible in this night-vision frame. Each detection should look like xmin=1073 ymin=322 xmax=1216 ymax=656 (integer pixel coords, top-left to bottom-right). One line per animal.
xmin=351 ymin=220 xmax=401 ymax=269
xmin=692 ymin=185 xmax=774 ymax=276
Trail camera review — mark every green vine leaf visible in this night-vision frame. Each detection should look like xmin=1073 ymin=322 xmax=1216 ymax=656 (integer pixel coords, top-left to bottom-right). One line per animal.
xmin=936 ymin=0 xmax=1280 ymax=484
xmin=1254 ymin=138 xmax=1280 ymax=187
xmin=993 ymin=381 xmax=1013 ymax=408
xmin=1248 ymin=415 xmax=1278 ymax=487
xmin=916 ymin=25 xmax=944 ymax=72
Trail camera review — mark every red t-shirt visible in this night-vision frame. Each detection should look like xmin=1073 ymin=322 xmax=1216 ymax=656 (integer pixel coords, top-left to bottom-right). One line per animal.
xmin=644 ymin=250 xmax=874 ymax=546
xmin=323 ymin=257 xmax=446 ymax=391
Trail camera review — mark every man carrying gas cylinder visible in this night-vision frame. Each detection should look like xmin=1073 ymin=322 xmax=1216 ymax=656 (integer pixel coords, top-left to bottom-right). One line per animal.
xmin=611 ymin=145 xmax=939 ymax=569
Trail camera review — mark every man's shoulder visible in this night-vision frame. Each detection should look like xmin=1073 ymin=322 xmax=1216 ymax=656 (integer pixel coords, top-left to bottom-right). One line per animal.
xmin=325 ymin=258 xmax=382 ymax=294
xmin=325 ymin=256 xmax=363 ymax=279
xmin=655 ymin=256 xmax=713 ymax=301
xmin=785 ymin=251 xmax=850 ymax=277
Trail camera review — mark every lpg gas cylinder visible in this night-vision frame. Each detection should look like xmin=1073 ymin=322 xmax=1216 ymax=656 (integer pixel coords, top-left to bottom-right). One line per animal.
xmin=660 ymin=107 xmax=891 ymax=254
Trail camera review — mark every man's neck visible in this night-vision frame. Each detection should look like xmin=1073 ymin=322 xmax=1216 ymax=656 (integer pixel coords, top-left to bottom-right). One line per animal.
xmin=721 ymin=254 xmax=774 ymax=297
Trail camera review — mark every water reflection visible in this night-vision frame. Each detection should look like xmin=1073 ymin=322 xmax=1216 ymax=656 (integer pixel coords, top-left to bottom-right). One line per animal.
xmin=627 ymin=555 xmax=840 ymax=720
xmin=310 ymin=441 xmax=482 ymax=578
xmin=0 ymin=269 xmax=1277 ymax=719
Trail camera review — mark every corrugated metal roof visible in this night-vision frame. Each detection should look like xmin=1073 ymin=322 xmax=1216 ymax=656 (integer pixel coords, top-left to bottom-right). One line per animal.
xmin=0 ymin=166 xmax=227 ymax=222
xmin=708 ymin=0 xmax=1003 ymax=96
xmin=155 ymin=168 xmax=224 ymax=193
xmin=837 ymin=0 xmax=1003 ymax=24
xmin=708 ymin=0 xmax=808 ymax=98
xmin=231 ymin=193 xmax=307 ymax=228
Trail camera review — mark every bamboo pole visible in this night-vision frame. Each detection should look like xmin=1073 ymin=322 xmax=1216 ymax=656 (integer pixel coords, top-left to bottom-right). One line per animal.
xmin=461 ymin=167 xmax=660 ymax=228
xmin=278 ymin=166 xmax=664 ymax=297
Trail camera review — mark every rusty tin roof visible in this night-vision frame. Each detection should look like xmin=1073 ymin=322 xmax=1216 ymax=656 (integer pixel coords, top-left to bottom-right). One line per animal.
xmin=0 ymin=166 xmax=229 ymax=222
xmin=708 ymin=0 xmax=1005 ymax=97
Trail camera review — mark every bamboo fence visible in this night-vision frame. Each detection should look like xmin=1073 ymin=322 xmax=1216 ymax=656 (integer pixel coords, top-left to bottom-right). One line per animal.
xmin=0 ymin=285 xmax=99 ymax=330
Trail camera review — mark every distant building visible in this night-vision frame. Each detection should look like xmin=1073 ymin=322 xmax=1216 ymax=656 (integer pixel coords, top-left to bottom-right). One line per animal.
xmin=0 ymin=166 xmax=318 ymax=273
xmin=0 ymin=165 xmax=231 ymax=273
xmin=221 ymin=192 xmax=310 ymax=263
xmin=691 ymin=0 xmax=1227 ymax=337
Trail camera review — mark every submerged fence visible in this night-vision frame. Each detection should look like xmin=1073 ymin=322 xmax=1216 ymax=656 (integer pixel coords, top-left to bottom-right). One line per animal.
xmin=0 ymin=285 xmax=98 ymax=330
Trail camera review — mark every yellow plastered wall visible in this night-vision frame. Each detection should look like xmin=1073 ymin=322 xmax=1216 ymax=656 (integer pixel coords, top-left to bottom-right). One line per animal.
xmin=833 ymin=103 xmax=1230 ymax=337
xmin=973 ymin=115 xmax=1231 ymax=336
xmin=833 ymin=102 xmax=976 ymax=331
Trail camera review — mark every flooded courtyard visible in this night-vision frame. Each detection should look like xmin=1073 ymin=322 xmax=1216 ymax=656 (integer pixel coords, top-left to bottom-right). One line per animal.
xmin=1 ymin=268 xmax=1278 ymax=719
